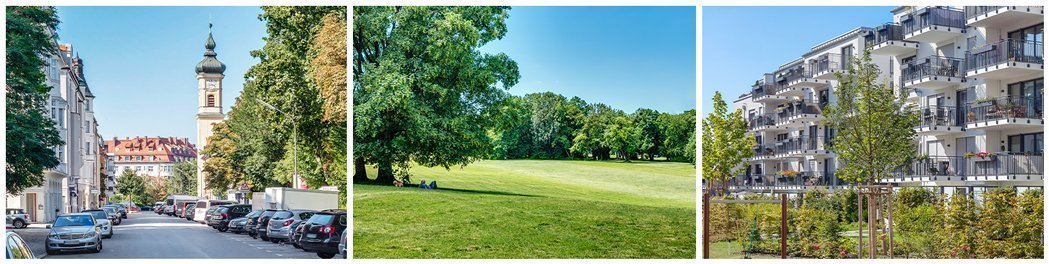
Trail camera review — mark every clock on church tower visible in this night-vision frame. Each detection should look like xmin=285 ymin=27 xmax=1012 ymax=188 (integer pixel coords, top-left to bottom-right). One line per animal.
xmin=195 ymin=22 xmax=226 ymax=198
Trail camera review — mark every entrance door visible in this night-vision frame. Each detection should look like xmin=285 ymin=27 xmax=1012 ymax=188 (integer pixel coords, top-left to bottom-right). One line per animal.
xmin=26 ymin=193 xmax=37 ymax=222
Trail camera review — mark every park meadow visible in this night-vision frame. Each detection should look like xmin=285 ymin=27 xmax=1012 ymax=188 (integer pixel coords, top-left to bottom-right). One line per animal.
xmin=352 ymin=6 xmax=697 ymax=259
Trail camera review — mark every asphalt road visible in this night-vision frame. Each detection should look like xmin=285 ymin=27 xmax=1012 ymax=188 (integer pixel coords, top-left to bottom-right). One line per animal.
xmin=18 ymin=211 xmax=321 ymax=259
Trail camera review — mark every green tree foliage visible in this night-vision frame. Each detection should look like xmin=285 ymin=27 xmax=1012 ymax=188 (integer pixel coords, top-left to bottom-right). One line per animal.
xmin=5 ymin=6 xmax=63 ymax=195
xmin=570 ymin=103 xmax=618 ymax=160
xmin=700 ymin=91 xmax=750 ymax=194
xmin=168 ymin=160 xmax=197 ymax=196
xmin=354 ymin=6 xmax=520 ymax=183
xmin=633 ymin=108 xmax=663 ymax=160
xmin=660 ymin=109 xmax=697 ymax=163
xmin=942 ymin=193 xmax=979 ymax=258
xmin=144 ymin=176 xmax=168 ymax=204
xmin=604 ymin=115 xmax=640 ymax=161
xmin=311 ymin=12 xmax=348 ymax=208
xmin=116 ymin=169 xmax=147 ymax=206
xmin=201 ymin=122 xmax=241 ymax=192
xmin=225 ymin=81 xmax=281 ymax=191
xmin=824 ymin=47 xmax=919 ymax=185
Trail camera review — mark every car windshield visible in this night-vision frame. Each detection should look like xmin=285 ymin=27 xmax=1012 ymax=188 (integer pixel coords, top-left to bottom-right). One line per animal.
xmin=307 ymin=214 xmax=334 ymax=225
xmin=260 ymin=211 xmax=276 ymax=217
xmin=54 ymin=215 xmax=94 ymax=227
xmin=217 ymin=207 xmax=229 ymax=213
xmin=102 ymin=208 xmax=115 ymax=214
xmin=246 ymin=211 xmax=261 ymax=218
xmin=84 ymin=211 xmax=108 ymax=220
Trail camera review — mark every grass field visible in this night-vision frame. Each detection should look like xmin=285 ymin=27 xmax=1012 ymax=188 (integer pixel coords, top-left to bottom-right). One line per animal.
xmin=353 ymin=159 xmax=696 ymax=258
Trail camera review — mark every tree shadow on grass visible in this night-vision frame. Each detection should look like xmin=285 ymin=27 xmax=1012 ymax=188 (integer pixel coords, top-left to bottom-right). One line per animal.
xmin=354 ymin=181 xmax=542 ymax=198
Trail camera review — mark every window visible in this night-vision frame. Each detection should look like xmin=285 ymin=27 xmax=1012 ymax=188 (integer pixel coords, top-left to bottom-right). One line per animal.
xmin=135 ymin=166 xmax=142 ymax=171
xmin=841 ymin=45 xmax=855 ymax=70
xmin=207 ymin=94 xmax=215 ymax=107
xmin=1008 ymin=133 xmax=1043 ymax=154
xmin=148 ymin=166 xmax=154 ymax=172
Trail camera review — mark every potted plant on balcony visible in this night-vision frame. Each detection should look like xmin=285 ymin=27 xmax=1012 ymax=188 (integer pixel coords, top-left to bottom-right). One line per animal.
xmin=963 ymin=151 xmax=975 ymax=159
xmin=973 ymin=151 xmax=995 ymax=161
xmin=971 ymin=97 xmax=997 ymax=108
xmin=776 ymin=169 xmax=800 ymax=178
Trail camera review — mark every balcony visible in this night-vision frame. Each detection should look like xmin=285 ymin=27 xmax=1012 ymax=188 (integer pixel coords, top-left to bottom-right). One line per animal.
xmin=963 ymin=96 xmax=1044 ymax=130
xmin=866 ymin=23 xmax=918 ymax=56
xmin=901 ymin=56 xmax=966 ymax=91
xmin=773 ymin=136 xmax=830 ymax=157
xmin=747 ymin=113 xmax=778 ymax=132
xmin=810 ymin=53 xmax=843 ymax=80
xmin=965 ymin=38 xmax=1043 ymax=80
xmin=773 ymin=100 xmax=822 ymax=128
xmin=749 ymin=143 xmax=786 ymax=161
xmin=751 ymin=84 xmax=791 ymax=103
xmin=914 ymin=105 xmax=964 ymax=135
xmin=965 ymin=6 xmax=1044 ymax=28
xmin=780 ymin=68 xmax=830 ymax=92
xmin=888 ymin=154 xmax=1044 ymax=182
xmin=902 ymin=6 xmax=966 ymax=44
xmin=728 ymin=172 xmax=844 ymax=192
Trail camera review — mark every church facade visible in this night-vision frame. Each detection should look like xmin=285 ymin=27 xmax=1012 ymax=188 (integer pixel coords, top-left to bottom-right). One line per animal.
xmin=195 ymin=23 xmax=226 ymax=198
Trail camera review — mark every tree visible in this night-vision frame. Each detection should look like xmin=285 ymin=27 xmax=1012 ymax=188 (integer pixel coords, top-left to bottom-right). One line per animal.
xmin=824 ymin=47 xmax=919 ymax=258
xmin=169 ymin=160 xmax=197 ymax=196
xmin=570 ymin=103 xmax=617 ymax=160
xmin=354 ymin=6 xmax=520 ymax=183
xmin=526 ymin=92 xmax=572 ymax=159
xmin=311 ymin=12 xmax=348 ymax=208
xmin=201 ymin=122 xmax=241 ymax=193
xmin=700 ymin=92 xmax=750 ymax=195
xmin=5 ymin=6 xmax=63 ymax=195
xmin=144 ymin=176 xmax=168 ymax=205
xmin=632 ymin=108 xmax=663 ymax=160
xmin=116 ymin=169 xmax=147 ymax=206
xmin=604 ymin=114 xmax=639 ymax=161
xmin=660 ymin=109 xmax=697 ymax=163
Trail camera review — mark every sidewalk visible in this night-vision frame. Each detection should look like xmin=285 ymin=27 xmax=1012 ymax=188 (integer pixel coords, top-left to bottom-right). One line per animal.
xmin=12 ymin=225 xmax=50 ymax=258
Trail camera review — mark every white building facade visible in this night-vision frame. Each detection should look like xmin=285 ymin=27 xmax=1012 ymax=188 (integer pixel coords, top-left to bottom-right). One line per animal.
xmin=729 ymin=6 xmax=1043 ymax=200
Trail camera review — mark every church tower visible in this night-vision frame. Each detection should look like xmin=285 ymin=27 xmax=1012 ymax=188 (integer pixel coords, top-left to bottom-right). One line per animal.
xmin=195 ymin=22 xmax=226 ymax=198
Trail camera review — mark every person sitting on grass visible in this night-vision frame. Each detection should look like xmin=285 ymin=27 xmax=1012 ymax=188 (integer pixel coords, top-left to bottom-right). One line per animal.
xmin=428 ymin=181 xmax=437 ymax=189
xmin=418 ymin=180 xmax=428 ymax=189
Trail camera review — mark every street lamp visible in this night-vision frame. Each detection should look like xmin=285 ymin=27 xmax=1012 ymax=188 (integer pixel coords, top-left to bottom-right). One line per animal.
xmin=255 ymin=98 xmax=302 ymax=190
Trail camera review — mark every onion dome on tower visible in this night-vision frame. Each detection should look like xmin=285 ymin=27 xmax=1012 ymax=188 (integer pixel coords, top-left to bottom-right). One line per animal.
xmin=195 ymin=22 xmax=226 ymax=75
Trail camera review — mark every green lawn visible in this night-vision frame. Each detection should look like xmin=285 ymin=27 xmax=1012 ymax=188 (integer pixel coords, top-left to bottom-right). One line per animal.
xmin=353 ymin=159 xmax=696 ymax=258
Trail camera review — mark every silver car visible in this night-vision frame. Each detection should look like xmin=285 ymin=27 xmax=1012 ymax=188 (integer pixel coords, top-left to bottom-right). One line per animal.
xmin=45 ymin=213 xmax=103 ymax=254
xmin=81 ymin=209 xmax=114 ymax=239
xmin=100 ymin=207 xmax=121 ymax=225
xmin=266 ymin=210 xmax=317 ymax=243
xmin=6 ymin=209 xmax=30 ymax=229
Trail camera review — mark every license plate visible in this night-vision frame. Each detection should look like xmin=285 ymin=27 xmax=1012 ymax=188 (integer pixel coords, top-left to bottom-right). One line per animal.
xmin=306 ymin=234 xmax=317 ymax=238
xmin=63 ymin=241 xmax=76 ymax=245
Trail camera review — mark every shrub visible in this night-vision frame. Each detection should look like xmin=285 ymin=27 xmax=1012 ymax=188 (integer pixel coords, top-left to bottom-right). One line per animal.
xmin=1011 ymin=189 xmax=1043 ymax=258
xmin=976 ymin=188 xmax=1015 ymax=257
xmin=941 ymin=193 xmax=978 ymax=258
xmin=834 ymin=188 xmax=858 ymax=223
xmin=794 ymin=206 xmax=842 ymax=258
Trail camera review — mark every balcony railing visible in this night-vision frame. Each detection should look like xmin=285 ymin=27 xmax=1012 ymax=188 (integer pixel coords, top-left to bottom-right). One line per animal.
xmin=902 ymin=6 xmax=966 ymax=35
xmin=776 ymin=67 xmax=810 ymax=84
xmin=810 ymin=53 xmax=841 ymax=74
xmin=915 ymin=105 xmax=962 ymax=128
xmin=964 ymin=6 xmax=1006 ymax=20
xmin=901 ymin=56 xmax=965 ymax=83
xmin=772 ymin=136 xmax=827 ymax=154
xmin=747 ymin=113 xmax=776 ymax=130
xmin=865 ymin=22 xmax=908 ymax=47
xmin=752 ymin=84 xmax=786 ymax=99
xmin=963 ymin=96 xmax=1043 ymax=123
xmin=751 ymin=143 xmax=778 ymax=158
xmin=729 ymin=171 xmax=841 ymax=189
xmin=774 ymin=100 xmax=822 ymax=120
xmin=966 ymin=38 xmax=1044 ymax=70
xmin=892 ymin=154 xmax=1044 ymax=179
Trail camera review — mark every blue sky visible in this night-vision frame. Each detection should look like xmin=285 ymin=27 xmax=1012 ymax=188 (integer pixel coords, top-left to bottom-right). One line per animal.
xmin=55 ymin=6 xmax=266 ymax=145
xmin=480 ymin=6 xmax=697 ymax=114
xmin=701 ymin=6 xmax=894 ymax=115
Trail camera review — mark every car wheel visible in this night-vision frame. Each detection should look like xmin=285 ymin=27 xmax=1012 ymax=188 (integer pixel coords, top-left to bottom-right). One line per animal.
xmin=293 ymin=243 xmax=302 ymax=249
xmin=218 ymin=226 xmax=228 ymax=232
xmin=13 ymin=219 xmax=26 ymax=229
xmin=91 ymin=239 xmax=102 ymax=253
xmin=317 ymin=252 xmax=335 ymax=259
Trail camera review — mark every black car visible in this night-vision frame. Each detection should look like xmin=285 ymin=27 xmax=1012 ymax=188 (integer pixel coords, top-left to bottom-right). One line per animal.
xmin=299 ymin=211 xmax=346 ymax=259
xmin=184 ymin=204 xmax=196 ymax=221
xmin=208 ymin=205 xmax=252 ymax=232
xmin=227 ymin=210 xmax=262 ymax=234
xmin=253 ymin=209 xmax=279 ymax=240
xmin=244 ymin=210 xmax=265 ymax=238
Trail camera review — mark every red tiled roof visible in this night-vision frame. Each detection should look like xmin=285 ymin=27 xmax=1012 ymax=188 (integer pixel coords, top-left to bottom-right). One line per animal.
xmin=105 ymin=136 xmax=197 ymax=163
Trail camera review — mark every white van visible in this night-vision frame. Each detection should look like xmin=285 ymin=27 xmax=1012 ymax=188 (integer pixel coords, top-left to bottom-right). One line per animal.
xmin=193 ymin=199 xmax=235 ymax=223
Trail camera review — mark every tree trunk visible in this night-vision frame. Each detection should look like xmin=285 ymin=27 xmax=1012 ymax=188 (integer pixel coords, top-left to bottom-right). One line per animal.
xmin=353 ymin=157 xmax=368 ymax=182
xmin=375 ymin=161 xmax=395 ymax=184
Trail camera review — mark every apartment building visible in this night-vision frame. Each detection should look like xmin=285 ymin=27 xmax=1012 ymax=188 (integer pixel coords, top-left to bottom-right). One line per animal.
xmin=106 ymin=136 xmax=197 ymax=178
xmin=729 ymin=6 xmax=1043 ymax=199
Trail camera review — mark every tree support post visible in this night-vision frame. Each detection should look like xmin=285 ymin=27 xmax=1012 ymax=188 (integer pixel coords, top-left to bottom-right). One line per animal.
xmin=702 ymin=193 xmax=710 ymax=259
xmin=780 ymin=193 xmax=787 ymax=259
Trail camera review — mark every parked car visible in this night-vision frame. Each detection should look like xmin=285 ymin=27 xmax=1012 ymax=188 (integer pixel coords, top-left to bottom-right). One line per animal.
xmin=176 ymin=201 xmax=194 ymax=218
xmin=80 ymin=210 xmax=113 ymax=239
xmin=107 ymin=204 xmax=127 ymax=219
xmin=6 ymin=231 xmax=36 ymax=259
xmin=252 ymin=209 xmax=279 ymax=240
xmin=99 ymin=207 xmax=121 ymax=225
xmin=209 ymin=205 xmax=252 ymax=232
xmin=245 ymin=210 xmax=266 ymax=238
xmin=193 ymin=200 xmax=235 ymax=224
xmin=203 ymin=206 xmax=221 ymax=227
xmin=227 ymin=210 xmax=261 ymax=234
xmin=45 ymin=213 xmax=103 ymax=254
xmin=154 ymin=204 xmax=165 ymax=215
xmin=299 ymin=210 xmax=346 ymax=259
xmin=266 ymin=210 xmax=317 ymax=243
xmin=5 ymin=209 xmax=29 ymax=229
xmin=339 ymin=229 xmax=347 ymax=258
xmin=184 ymin=204 xmax=197 ymax=221
xmin=289 ymin=221 xmax=307 ymax=249
xmin=163 ymin=204 xmax=174 ymax=216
